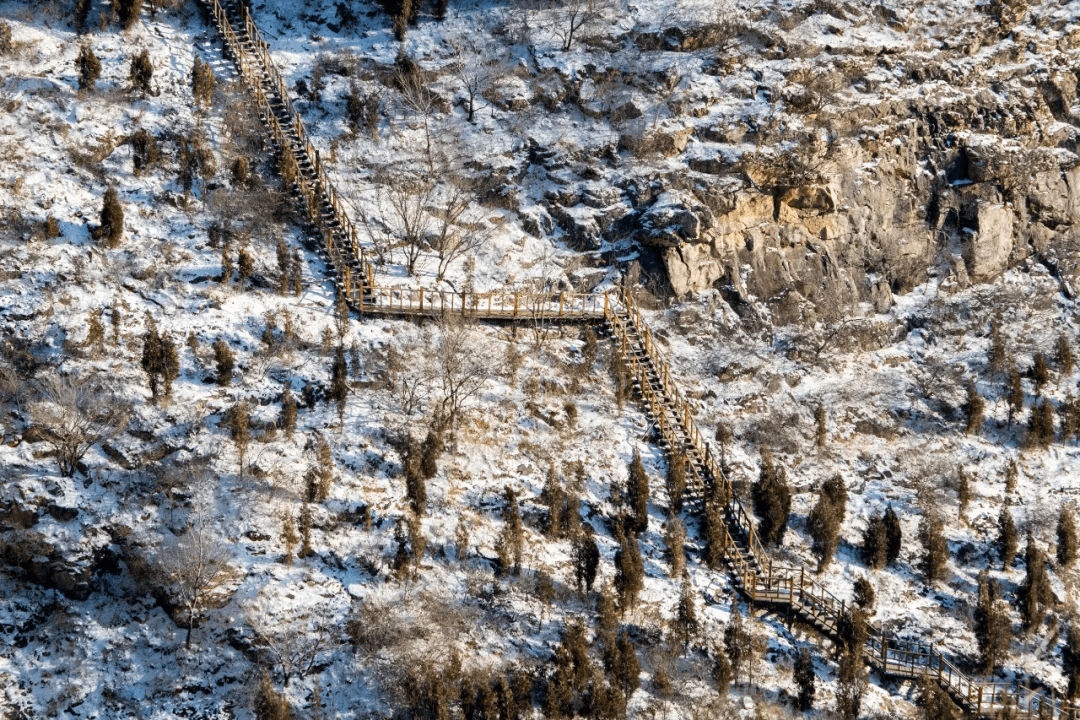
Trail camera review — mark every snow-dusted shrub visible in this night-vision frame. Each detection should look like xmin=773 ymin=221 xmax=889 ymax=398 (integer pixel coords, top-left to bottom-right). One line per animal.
xmin=131 ymin=128 xmax=159 ymax=176
xmin=191 ymin=57 xmax=215 ymax=110
xmin=129 ymin=48 xmax=153 ymax=94
xmin=0 ymin=20 xmax=11 ymax=55
xmin=118 ymin=0 xmax=143 ymax=31
xmin=212 ymin=338 xmax=234 ymax=386
xmin=76 ymin=43 xmax=101 ymax=92
xmin=95 ymin=186 xmax=123 ymax=248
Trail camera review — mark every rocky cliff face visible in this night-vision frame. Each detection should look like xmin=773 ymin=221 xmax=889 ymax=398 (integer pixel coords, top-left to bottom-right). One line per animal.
xmin=636 ymin=97 xmax=1080 ymax=323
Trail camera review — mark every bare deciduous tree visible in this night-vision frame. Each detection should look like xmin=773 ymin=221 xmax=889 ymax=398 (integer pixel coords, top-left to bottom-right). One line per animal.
xmin=30 ymin=373 xmax=130 ymax=477
xmin=374 ymin=171 xmax=434 ymax=277
xmin=156 ymin=502 xmax=234 ymax=648
xmin=437 ymin=316 xmax=495 ymax=427
xmin=248 ymin=603 xmax=340 ymax=688
xmin=449 ymin=36 xmax=494 ymax=124
xmin=544 ymin=0 xmax=613 ymax=51
xmin=431 ymin=182 xmax=489 ymax=283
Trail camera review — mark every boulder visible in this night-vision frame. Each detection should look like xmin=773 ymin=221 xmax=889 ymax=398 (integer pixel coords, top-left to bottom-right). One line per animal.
xmin=962 ymin=201 xmax=1014 ymax=281
xmin=664 ymin=243 xmax=723 ymax=296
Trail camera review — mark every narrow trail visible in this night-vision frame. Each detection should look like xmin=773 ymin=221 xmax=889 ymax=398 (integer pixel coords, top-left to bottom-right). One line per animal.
xmin=197 ymin=1 xmax=1078 ymax=716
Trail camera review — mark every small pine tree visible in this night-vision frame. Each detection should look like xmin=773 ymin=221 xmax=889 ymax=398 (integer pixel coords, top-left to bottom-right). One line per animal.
xmin=212 ymin=338 xmax=234 ymax=386
xmin=1006 ymin=363 xmax=1024 ymax=426
xmin=793 ymin=647 xmax=815 ymax=711
xmin=665 ymin=451 xmax=686 ymax=515
xmin=974 ymin=570 xmax=1009 ymax=673
xmin=254 ymin=668 xmax=293 ymax=720
xmin=711 ymin=645 xmax=732 ymax=696
xmin=290 ymin=249 xmax=303 ymax=295
xmin=276 ymin=238 xmax=290 ymax=296
xmin=220 ymin=242 xmax=233 ymax=285
xmin=140 ymin=321 xmax=180 ymax=402
xmin=230 ymin=156 xmax=250 ymax=188
xmin=752 ymin=445 xmax=792 ymax=547
xmin=455 ymin=515 xmax=470 ymax=562
xmin=495 ymin=487 xmax=524 ymax=576
xmin=814 ymin=404 xmax=827 ymax=450
xmin=1063 ymin=622 xmax=1080 ymax=699
xmin=1059 ymin=333 xmax=1075 ymax=379
xmin=610 ymin=632 xmax=641 ymax=702
xmin=129 ymin=48 xmax=153 ymax=94
xmin=702 ymin=498 xmax=727 ymax=569
xmin=626 ymin=451 xmax=650 ymax=534
xmin=404 ymin=441 xmax=427 ymax=516
xmin=715 ymin=422 xmax=732 ymax=470
xmin=853 ymin=575 xmax=875 ymax=610
xmin=1034 ymin=352 xmax=1050 ymax=396
xmin=191 ymin=57 xmax=215 ymax=109
xmin=998 ymin=507 xmax=1018 ymax=570
xmin=228 ymin=399 xmax=251 ymax=478
xmin=957 ymin=468 xmax=971 ymax=521
xmin=131 ymin=128 xmax=159 ymax=176
xmin=1058 ymin=505 xmax=1078 ymax=567
xmin=1005 ymin=459 xmax=1018 ymax=493
xmin=1018 ymin=533 xmax=1053 ymax=631
xmin=111 ymin=306 xmax=122 ymax=346
xmin=964 ymin=379 xmax=985 ymax=435
xmin=312 ymin=433 xmax=333 ymax=501
xmin=279 ymin=382 xmax=297 ymax=437
xmin=75 ymin=0 xmax=92 ymax=33
xmin=542 ymin=467 xmax=566 ymax=538
xmin=988 ymin=320 xmax=1006 ymax=378
xmin=672 ymin=577 xmax=699 ymax=649
xmin=419 ymin=420 xmax=443 ymax=480
xmin=299 ymin=503 xmax=313 ymax=558
xmin=329 ymin=344 xmax=349 ymax=429
xmin=613 ymin=531 xmax=644 ymax=614
xmin=724 ymin=607 xmax=750 ymax=686
xmin=85 ymin=313 xmax=105 ymax=357
xmin=883 ymin=505 xmax=902 ymax=565
xmin=98 ymin=187 xmax=124 ymax=248
xmin=572 ymin=531 xmax=599 ymax=592
xmin=281 ymin=510 xmax=298 ymax=565
xmin=665 ymin=514 xmax=686 ymax=579
xmin=77 ymin=43 xmax=102 ymax=91
xmin=861 ymin=513 xmax=888 ymax=570
xmin=237 ymin=248 xmax=254 ymax=289
xmin=808 ymin=475 xmax=845 ymax=572
xmin=118 ymin=0 xmax=143 ymax=30
xmin=835 ymin=648 xmax=865 ymax=720
xmin=918 ymin=512 xmax=948 ymax=584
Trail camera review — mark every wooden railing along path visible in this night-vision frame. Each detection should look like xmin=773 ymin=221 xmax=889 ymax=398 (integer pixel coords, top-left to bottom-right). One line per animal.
xmin=200 ymin=0 xmax=375 ymax=298
xmin=196 ymin=4 xmax=1079 ymax=717
xmin=603 ymin=289 xmax=1080 ymax=720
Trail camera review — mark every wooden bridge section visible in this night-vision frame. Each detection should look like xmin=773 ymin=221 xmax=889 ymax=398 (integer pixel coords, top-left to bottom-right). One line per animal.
xmin=197 ymin=2 xmax=1079 ymax=717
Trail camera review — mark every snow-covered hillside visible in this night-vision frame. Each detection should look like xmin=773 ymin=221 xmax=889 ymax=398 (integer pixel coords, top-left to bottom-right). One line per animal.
xmin=4 ymin=0 xmax=1080 ymax=718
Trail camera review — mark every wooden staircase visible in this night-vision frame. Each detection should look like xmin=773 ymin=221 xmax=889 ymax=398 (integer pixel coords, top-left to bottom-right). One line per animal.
xmin=201 ymin=0 xmax=374 ymax=304
xmin=603 ymin=290 xmax=1079 ymax=720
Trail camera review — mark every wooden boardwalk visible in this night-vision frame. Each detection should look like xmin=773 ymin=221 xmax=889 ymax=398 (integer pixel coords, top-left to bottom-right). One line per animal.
xmin=200 ymin=2 xmax=1080 ymax=716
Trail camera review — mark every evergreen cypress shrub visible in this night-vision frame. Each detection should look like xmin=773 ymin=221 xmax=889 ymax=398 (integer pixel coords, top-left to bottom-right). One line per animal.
xmin=77 ymin=43 xmax=101 ymax=91
xmin=97 ymin=187 xmax=123 ymax=248
xmin=751 ymin=445 xmax=791 ymax=547
xmin=130 ymin=48 xmax=153 ymax=94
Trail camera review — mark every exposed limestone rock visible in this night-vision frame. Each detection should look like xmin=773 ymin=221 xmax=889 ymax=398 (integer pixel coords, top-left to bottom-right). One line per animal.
xmin=665 ymin=243 xmax=723 ymax=296
xmin=962 ymin=201 xmax=1014 ymax=281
